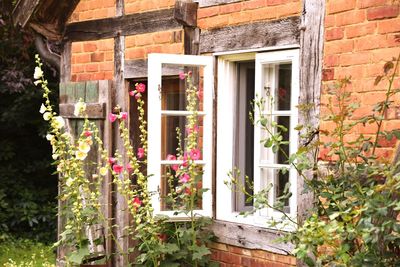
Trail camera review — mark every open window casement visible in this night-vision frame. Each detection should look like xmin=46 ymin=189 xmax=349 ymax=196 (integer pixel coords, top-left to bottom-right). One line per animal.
xmin=147 ymin=53 xmax=214 ymax=219
xmin=216 ymin=49 xmax=299 ymax=229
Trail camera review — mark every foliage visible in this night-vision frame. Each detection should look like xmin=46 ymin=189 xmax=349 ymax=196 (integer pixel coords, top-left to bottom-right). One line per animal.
xmin=228 ymin=55 xmax=400 ymax=266
xmin=0 ymin=1 xmax=58 ymax=242
xmin=0 ymin=237 xmax=56 ymax=267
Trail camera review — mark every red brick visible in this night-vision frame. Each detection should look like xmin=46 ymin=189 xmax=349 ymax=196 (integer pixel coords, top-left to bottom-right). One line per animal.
xmin=354 ymin=35 xmax=382 ymax=51
xmin=85 ymin=63 xmax=98 ymax=72
xmin=324 ymin=40 xmax=353 ymax=55
xmin=248 ymin=7 xmax=277 ymax=21
xmin=219 ymin=251 xmax=241 ymax=264
xmin=74 ymin=53 xmax=91 ymax=64
xmin=345 ymin=22 xmax=376 ymax=38
xmin=357 ymin=0 xmax=388 ymax=9
xmin=199 ymin=14 xmax=230 ymax=29
xmin=125 ymin=48 xmax=145 ymax=59
xmin=340 ymin=52 xmax=370 ymax=66
xmin=336 ymin=65 xmax=365 ymax=79
xmin=323 ymin=69 xmax=335 ymax=81
xmin=92 ymin=72 xmax=105 ymax=80
xmin=83 ymin=43 xmax=97 ymax=52
xmin=367 ymin=6 xmax=399 ymax=21
xmin=266 ymin=0 xmax=292 ymax=6
xmin=336 ymin=10 xmax=366 ymax=26
xmin=219 ymin=2 xmax=242 ymax=14
xmin=377 ymin=135 xmax=398 ymax=147
xmin=275 ymin=2 xmax=301 ymax=17
xmin=242 ymin=0 xmax=265 ymax=10
xmin=324 ymin=54 xmax=340 ymax=67
xmin=326 ymin=27 xmax=344 ymax=41
xmin=241 ymin=257 xmax=256 ymax=266
xmin=71 ymin=64 xmax=84 ymax=74
xmin=378 ymin=18 xmax=400 ymax=33
xmin=198 ymin=6 xmax=219 ymax=18
xmin=325 ymin=15 xmax=335 ymax=28
xmin=327 ymin=0 xmax=356 ymax=14
xmin=152 ymin=31 xmax=172 ymax=44
xmin=90 ymin=52 xmax=104 ymax=62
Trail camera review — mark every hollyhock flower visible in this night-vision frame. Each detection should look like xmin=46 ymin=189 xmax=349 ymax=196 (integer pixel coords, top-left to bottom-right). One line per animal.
xmin=132 ymin=197 xmax=142 ymax=208
xmin=135 ymin=93 xmax=141 ymax=99
xmin=53 ymin=116 xmax=65 ymax=129
xmin=109 ymin=113 xmax=117 ymax=123
xmin=66 ymin=178 xmax=74 ymax=187
xmin=136 ymin=83 xmax=146 ymax=93
xmin=120 ymin=112 xmax=128 ymax=120
xmin=78 ymin=141 xmax=90 ymax=153
xmin=126 ymin=163 xmax=132 ymax=171
xmin=100 ymin=167 xmax=108 ymax=176
xmin=33 ymin=66 xmax=43 ymax=80
xmin=179 ymin=173 xmax=190 ymax=183
xmin=74 ymin=101 xmax=86 ymax=117
xmin=43 ymin=112 xmax=51 ymax=121
xmin=76 ymin=150 xmax=87 ymax=160
xmin=52 ymin=153 xmax=59 ymax=160
xmin=113 ymin=164 xmax=123 ymax=174
xmin=190 ymin=148 xmax=201 ymax=160
xmin=186 ymin=125 xmax=199 ymax=135
xmin=129 ymin=90 xmax=135 ymax=97
xmin=108 ymin=157 xmax=116 ymax=165
xmin=166 ymin=154 xmax=176 ymax=161
xmin=84 ymin=131 xmax=92 ymax=137
xmin=46 ymin=134 xmax=54 ymax=141
xmin=137 ymin=147 xmax=145 ymax=159
xmin=197 ymin=90 xmax=203 ymax=100
xmin=39 ymin=104 xmax=46 ymax=114
xmin=179 ymin=72 xmax=186 ymax=80
xmin=181 ymin=154 xmax=188 ymax=167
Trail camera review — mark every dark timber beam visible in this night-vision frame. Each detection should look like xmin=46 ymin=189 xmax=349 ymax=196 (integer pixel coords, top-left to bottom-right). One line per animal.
xmin=199 ymin=16 xmax=300 ymax=53
xmin=65 ymin=8 xmax=182 ymax=42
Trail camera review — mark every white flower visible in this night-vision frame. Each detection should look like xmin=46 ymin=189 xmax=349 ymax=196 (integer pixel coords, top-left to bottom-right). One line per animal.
xmin=99 ymin=167 xmax=108 ymax=176
xmin=39 ymin=104 xmax=46 ymax=114
xmin=33 ymin=67 xmax=43 ymax=80
xmin=34 ymin=80 xmax=42 ymax=86
xmin=53 ymin=116 xmax=65 ymax=129
xmin=52 ymin=154 xmax=59 ymax=160
xmin=74 ymin=101 xmax=86 ymax=117
xmin=78 ymin=141 xmax=90 ymax=153
xmin=46 ymin=134 xmax=54 ymax=141
xmin=66 ymin=178 xmax=74 ymax=187
xmin=43 ymin=112 xmax=51 ymax=121
xmin=76 ymin=150 xmax=87 ymax=160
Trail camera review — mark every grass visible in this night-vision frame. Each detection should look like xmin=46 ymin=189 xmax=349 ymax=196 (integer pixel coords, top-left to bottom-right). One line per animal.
xmin=0 ymin=237 xmax=56 ymax=267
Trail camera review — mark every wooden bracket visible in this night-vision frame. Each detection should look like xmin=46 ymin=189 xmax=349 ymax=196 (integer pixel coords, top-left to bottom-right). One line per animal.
xmin=174 ymin=0 xmax=199 ymax=27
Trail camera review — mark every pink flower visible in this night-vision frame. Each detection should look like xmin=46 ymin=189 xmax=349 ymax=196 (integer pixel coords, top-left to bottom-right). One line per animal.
xmin=120 ymin=112 xmax=128 ymax=120
xmin=132 ymin=197 xmax=142 ymax=210
xmin=181 ymin=154 xmax=188 ymax=167
xmin=197 ymin=90 xmax=203 ymax=100
xmin=108 ymin=157 xmax=116 ymax=165
xmin=135 ymin=93 xmax=141 ymax=99
xmin=179 ymin=72 xmax=186 ymax=80
xmin=186 ymin=125 xmax=199 ymax=135
xmin=113 ymin=164 xmax=123 ymax=174
xmin=137 ymin=147 xmax=145 ymax=159
xmin=126 ymin=163 xmax=132 ymax=171
xmin=190 ymin=148 xmax=201 ymax=160
xmin=136 ymin=83 xmax=146 ymax=93
xmin=84 ymin=131 xmax=92 ymax=137
xmin=129 ymin=91 xmax=135 ymax=96
xmin=188 ymin=71 xmax=192 ymax=76
xmin=166 ymin=154 xmax=176 ymax=161
xmin=109 ymin=113 xmax=117 ymax=123
xmin=179 ymin=173 xmax=190 ymax=183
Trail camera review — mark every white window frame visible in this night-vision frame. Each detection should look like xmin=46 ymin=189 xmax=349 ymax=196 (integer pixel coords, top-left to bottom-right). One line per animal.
xmin=216 ymin=49 xmax=299 ymax=230
xmin=147 ymin=53 xmax=214 ymax=219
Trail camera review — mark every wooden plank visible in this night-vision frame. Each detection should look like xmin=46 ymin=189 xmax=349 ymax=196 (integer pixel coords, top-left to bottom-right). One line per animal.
xmin=59 ymin=103 xmax=105 ymax=119
xmin=65 ymin=83 xmax=75 ymax=103
xmin=85 ymin=81 xmax=99 ymax=103
xmin=297 ymin=0 xmax=325 ymax=254
xmin=65 ymin=9 xmax=182 ymax=42
xmin=210 ymin=220 xmax=294 ymax=255
xmin=196 ymin=0 xmax=242 ymax=7
xmin=184 ymin=27 xmax=200 ymax=55
xmin=60 ymin=41 xmax=72 ymax=83
xmin=125 ymin=59 xmax=182 ymax=79
xmin=12 ymin=0 xmax=41 ymax=27
xmin=74 ymin=82 xmax=86 ymax=102
xmin=199 ymin=16 xmax=300 ymax=54
xmin=174 ymin=0 xmax=198 ymax=27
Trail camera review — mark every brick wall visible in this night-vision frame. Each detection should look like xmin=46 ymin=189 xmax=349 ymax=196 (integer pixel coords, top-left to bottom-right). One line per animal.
xmin=71 ymin=39 xmax=114 ymax=82
xmin=321 ymin=0 xmax=400 ymax=160
xmin=209 ymin=242 xmax=296 ymax=267
xmin=125 ymin=30 xmax=184 ymax=60
xmin=68 ymin=0 xmax=116 ymax=23
xmin=198 ymin=0 xmax=301 ymax=30
xmin=125 ymin=0 xmax=175 ymax=14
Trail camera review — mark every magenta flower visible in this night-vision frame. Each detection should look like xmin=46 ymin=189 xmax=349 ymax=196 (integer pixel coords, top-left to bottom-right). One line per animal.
xmin=108 ymin=157 xmax=116 ymax=165
xmin=109 ymin=113 xmax=117 ymax=123
xmin=190 ymin=148 xmax=201 ymax=160
xmin=126 ymin=163 xmax=132 ymax=171
xmin=135 ymin=93 xmax=141 ymax=99
xmin=179 ymin=72 xmax=186 ymax=80
xmin=136 ymin=83 xmax=146 ymax=93
xmin=137 ymin=147 xmax=145 ymax=159
xmin=120 ymin=112 xmax=128 ymax=120
xmin=84 ymin=131 xmax=92 ymax=137
xmin=167 ymin=154 xmax=176 ymax=161
xmin=179 ymin=173 xmax=190 ymax=183
xmin=129 ymin=91 xmax=135 ymax=97
xmin=181 ymin=154 xmax=188 ymax=167
xmin=132 ymin=196 xmax=142 ymax=209
xmin=113 ymin=164 xmax=123 ymax=174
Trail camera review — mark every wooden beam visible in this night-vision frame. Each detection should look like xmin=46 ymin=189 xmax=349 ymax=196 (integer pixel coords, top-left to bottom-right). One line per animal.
xmin=65 ymin=9 xmax=182 ymax=42
xmin=12 ymin=0 xmax=41 ymax=27
xmin=210 ymin=220 xmax=294 ymax=255
xmin=174 ymin=0 xmax=198 ymax=27
xmin=125 ymin=59 xmax=182 ymax=79
xmin=297 ymin=0 xmax=325 ymax=251
xmin=199 ymin=16 xmax=300 ymax=54
xmin=59 ymin=103 xmax=105 ymax=119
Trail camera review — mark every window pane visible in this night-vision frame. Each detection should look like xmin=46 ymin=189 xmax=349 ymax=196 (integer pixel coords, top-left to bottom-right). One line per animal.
xmin=160 ymin=164 xmax=204 ymax=211
xmin=262 ymin=62 xmax=292 ymax=111
xmin=260 ymin=116 xmax=290 ymax=164
xmin=161 ymin=115 xmax=204 ymax=160
xmin=260 ymin=168 xmax=290 ymax=214
xmin=161 ymin=64 xmax=204 ymax=111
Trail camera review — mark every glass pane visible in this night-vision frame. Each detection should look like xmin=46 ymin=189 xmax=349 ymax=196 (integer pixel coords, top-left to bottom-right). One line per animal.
xmin=161 ymin=64 xmax=204 ymax=111
xmin=160 ymin=164 xmax=204 ymax=211
xmin=260 ymin=116 xmax=290 ymax=164
xmin=260 ymin=168 xmax=290 ymax=214
xmin=262 ymin=63 xmax=292 ymax=111
xmin=161 ymin=115 xmax=204 ymax=160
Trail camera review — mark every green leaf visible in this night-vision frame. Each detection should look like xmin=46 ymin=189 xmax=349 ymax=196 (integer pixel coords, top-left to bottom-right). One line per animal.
xmin=191 ymin=245 xmax=211 ymax=261
xmin=68 ymin=247 xmax=90 ymax=264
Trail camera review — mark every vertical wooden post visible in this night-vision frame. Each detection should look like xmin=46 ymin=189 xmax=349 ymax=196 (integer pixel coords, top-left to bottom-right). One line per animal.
xmin=113 ymin=0 xmax=129 ymax=266
xmin=298 ymin=0 xmax=325 ymax=241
